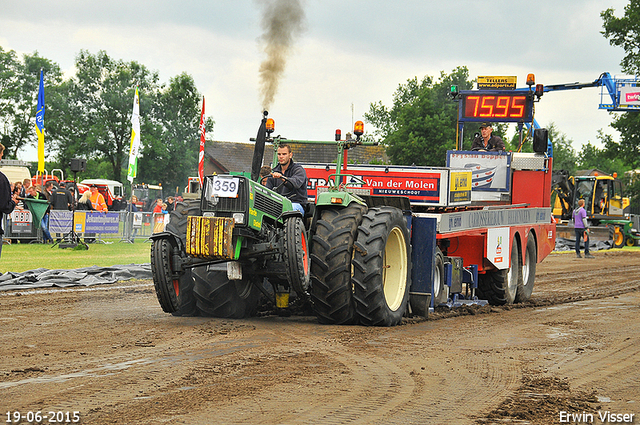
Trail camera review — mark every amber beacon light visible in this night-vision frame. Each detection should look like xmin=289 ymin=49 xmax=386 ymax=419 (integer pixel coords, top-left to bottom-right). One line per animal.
xmin=266 ymin=118 xmax=275 ymax=134
xmin=354 ymin=121 xmax=364 ymax=137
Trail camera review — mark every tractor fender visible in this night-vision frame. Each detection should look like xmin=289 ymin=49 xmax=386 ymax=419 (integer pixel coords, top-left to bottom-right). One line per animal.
xmin=280 ymin=210 xmax=304 ymax=221
xmin=149 ymin=231 xmax=185 ymax=252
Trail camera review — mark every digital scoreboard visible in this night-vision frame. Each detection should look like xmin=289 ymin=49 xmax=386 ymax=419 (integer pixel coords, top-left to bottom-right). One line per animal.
xmin=459 ymin=91 xmax=534 ymax=123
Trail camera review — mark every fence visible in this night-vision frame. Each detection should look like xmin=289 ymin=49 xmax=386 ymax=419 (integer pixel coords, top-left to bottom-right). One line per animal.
xmin=2 ymin=209 xmax=171 ymax=243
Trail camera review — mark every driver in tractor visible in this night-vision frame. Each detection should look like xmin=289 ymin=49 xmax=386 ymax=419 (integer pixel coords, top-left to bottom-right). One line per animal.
xmin=265 ymin=143 xmax=308 ymax=215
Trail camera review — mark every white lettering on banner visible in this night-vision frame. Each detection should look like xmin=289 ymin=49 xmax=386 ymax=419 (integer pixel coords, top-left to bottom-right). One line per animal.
xmin=626 ymin=92 xmax=640 ymax=102
xmin=405 ymin=180 xmax=436 ymax=189
xmin=85 ymin=215 xmax=119 ymax=223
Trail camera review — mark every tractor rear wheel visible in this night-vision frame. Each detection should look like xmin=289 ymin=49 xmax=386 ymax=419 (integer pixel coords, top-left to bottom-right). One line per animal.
xmin=310 ymin=204 xmax=366 ymax=324
xmin=477 ymin=236 xmax=520 ymax=305
xmin=151 ymin=238 xmax=197 ymax=316
xmin=516 ymin=233 xmax=536 ymax=303
xmin=353 ymin=207 xmax=411 ymax=327
xmin=193 ymin=267 xmax=261 ymax=318
xmin=284 ymin=216 xmax=310 ymax=295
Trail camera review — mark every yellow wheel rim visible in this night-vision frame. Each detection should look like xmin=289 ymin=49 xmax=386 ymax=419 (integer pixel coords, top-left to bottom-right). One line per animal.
xmin=383 ymin=227 xmax=408 ymax=311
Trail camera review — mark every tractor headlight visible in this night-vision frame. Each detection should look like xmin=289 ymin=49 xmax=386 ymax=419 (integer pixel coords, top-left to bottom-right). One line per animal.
xmin=233 ymin=213 xmax=245 ymax=224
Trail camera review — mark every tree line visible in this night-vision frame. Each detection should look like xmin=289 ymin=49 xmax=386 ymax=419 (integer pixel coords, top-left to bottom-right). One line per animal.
xmin=0 ymin=47 xmax=213 ymax=194
xmin=363 ymin=1 xmax=640 ymax=210
xmin=1 ymin=0 xmax=639 ymax=207
xmin=364 ymin=66 xmax=626 ymax=176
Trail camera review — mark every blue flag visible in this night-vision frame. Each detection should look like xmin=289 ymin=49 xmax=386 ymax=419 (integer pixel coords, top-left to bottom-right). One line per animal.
xmin=35 ymin=70 xmax=45 ymax=173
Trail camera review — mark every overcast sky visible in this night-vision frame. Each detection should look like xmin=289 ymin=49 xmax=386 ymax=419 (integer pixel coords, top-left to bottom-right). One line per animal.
xmin=0 ymin=0 xmax=631 ymax=162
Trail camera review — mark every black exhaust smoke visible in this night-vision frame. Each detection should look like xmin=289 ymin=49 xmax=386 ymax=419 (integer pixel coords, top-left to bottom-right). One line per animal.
xmin=258 ymin=0 xmax=306 ymax=111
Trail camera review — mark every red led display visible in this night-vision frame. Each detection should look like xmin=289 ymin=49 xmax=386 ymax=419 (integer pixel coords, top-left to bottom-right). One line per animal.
xmin=462 ymin=94 xmax=530 ymax=119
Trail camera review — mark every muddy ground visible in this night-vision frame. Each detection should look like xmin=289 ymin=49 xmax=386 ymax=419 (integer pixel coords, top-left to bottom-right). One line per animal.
xmin=1 ymin=250 xmax=639 ymax=425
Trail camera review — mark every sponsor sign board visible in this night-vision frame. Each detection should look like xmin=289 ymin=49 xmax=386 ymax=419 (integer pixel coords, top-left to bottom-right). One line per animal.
xmin=73 ymin=212 xmax=120 ymax=234
xmin=303 ymin=164 xmax=472 ymax=207
xmin=487 ymin=227 xmax=510 ymax=269
xmin=477 ymin=76 xmax=517 ymax=90
xmin=50 ymin=210 xmax=73 ymax=233
xmin=447 ymin=151 xmax=511 ymax=194
xmin=620 ymin=85 xmax=640 ymax=107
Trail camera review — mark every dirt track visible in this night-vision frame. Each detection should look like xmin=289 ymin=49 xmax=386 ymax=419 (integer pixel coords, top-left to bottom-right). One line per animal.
xmin=1 ymin=250 xmax=640 ymax=425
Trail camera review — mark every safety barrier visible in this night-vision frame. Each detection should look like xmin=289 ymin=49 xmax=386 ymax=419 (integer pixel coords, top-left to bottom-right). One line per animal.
xmin=2 ymin=209 xmax=171 ymax=244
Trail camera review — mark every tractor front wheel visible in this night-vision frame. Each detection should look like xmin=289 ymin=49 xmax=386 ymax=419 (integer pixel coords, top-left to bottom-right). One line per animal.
xmin=151 ymin=238 xmax=197 ymax=316
xmin=284 ymin=216 xmax=310 ymax=295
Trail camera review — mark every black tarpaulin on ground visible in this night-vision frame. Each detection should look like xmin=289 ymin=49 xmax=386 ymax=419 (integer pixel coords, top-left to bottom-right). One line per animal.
xmin=0 ymin=264 xmax=152 ymax=291
xmin=554 ymin=237 xmax=612 ymax=252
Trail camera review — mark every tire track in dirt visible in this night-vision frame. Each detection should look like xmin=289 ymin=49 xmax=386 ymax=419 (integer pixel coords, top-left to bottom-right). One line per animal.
xmin=205 ymin=324 xmax=418 ymax=424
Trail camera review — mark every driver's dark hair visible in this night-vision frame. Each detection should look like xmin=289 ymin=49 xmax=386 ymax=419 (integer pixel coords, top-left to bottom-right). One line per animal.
xmin=278 ymin=143 xmax=292 ymax=153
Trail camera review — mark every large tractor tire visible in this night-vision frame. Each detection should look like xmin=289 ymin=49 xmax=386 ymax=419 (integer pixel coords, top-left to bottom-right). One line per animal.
xmin=432 ymin=247 xmax=449 ymax=306
xmin=151 ymin=199 xmax=201 ymax=316
xmin=310 ymin=203 xmax=366 ymax=324
xmin=515 ymin=232 xmax=536 ymax=303
xmin=352 ymin=207 xmax=411 ymax=327
xmin=477 ymin=236 xmax=520 ymax=305
xmin=151 ymin=238 xmax=198 ymax=316
xmin=166 ymin=199 xmax=201 ymax=243
xmin=193 ymin=267 xmax=262 ymax=319
xmin=284 ymin=216 xmax=310 ymax=295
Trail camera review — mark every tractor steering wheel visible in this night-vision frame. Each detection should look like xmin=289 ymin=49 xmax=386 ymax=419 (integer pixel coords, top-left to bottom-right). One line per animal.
xmin=274 ymin=175 xmax=290 ymax=192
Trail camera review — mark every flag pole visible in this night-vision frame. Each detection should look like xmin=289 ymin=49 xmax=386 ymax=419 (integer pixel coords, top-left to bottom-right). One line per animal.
xmin=35 ymin=69 xmax=46 ymax=176
xmin=123 ymin=85 xmax=141 ymax=243
xmin=198 ymin=96 xmax=206 ymax=188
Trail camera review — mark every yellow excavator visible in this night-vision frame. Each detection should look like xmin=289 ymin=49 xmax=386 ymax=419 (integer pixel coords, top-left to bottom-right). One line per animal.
xmin=551 ymin=170 xmax=638 ymax=247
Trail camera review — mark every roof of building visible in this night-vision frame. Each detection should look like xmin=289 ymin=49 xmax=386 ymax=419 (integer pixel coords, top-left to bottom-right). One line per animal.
xmin=204 ymin=140 xmax=388 ymax=173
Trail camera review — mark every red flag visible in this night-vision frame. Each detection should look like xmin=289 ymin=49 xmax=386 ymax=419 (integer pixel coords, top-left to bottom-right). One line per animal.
xmin=198 ymin=97 xmax=205 ymax=186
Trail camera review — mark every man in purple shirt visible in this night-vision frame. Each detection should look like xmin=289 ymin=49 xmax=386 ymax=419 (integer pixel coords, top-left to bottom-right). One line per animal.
xmin=573 ymin=199 xmax=594 ymax=258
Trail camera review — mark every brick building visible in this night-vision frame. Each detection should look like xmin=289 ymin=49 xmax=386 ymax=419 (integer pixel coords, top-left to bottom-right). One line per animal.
xmin=202 ymin=141 xmax=388 ymax=176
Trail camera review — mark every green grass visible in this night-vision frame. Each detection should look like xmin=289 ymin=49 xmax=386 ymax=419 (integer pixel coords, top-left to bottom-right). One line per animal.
xmin=1 ymin=238 xmax=152 ymax=273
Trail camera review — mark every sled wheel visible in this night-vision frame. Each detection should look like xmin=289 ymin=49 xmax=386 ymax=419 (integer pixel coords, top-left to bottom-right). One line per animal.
xmin=353 ymin=207 xmax=411 ymax=327
xmin=478 ymin=235 xmax=520 ymax=305
xmin=151 ymin=238 xmax=196 ymax=315
xmin=432 ymin=247 xmax=448 ymax=306
xmin=284 ymin=216 xmax=310 ymax=295
xmin=193 ymin=267 xmax=261 ymax=318
xmin=516 ymin=232 xmax=536 ymax=303
xmin=310 ymin=204 xmax=366 ymax=324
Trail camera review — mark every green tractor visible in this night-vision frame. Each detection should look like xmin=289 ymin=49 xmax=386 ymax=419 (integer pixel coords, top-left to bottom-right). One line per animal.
xmin=150 ymin=114 xmax=412 ymax=326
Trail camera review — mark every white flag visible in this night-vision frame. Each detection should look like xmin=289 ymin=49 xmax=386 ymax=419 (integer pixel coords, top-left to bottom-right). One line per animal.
xmin=127 ymin=87 xmax=141 ymax=183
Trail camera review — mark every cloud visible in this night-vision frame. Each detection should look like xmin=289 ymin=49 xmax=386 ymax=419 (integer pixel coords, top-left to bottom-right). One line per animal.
xmin=2 ymin=0 xmax=632 ymax=161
